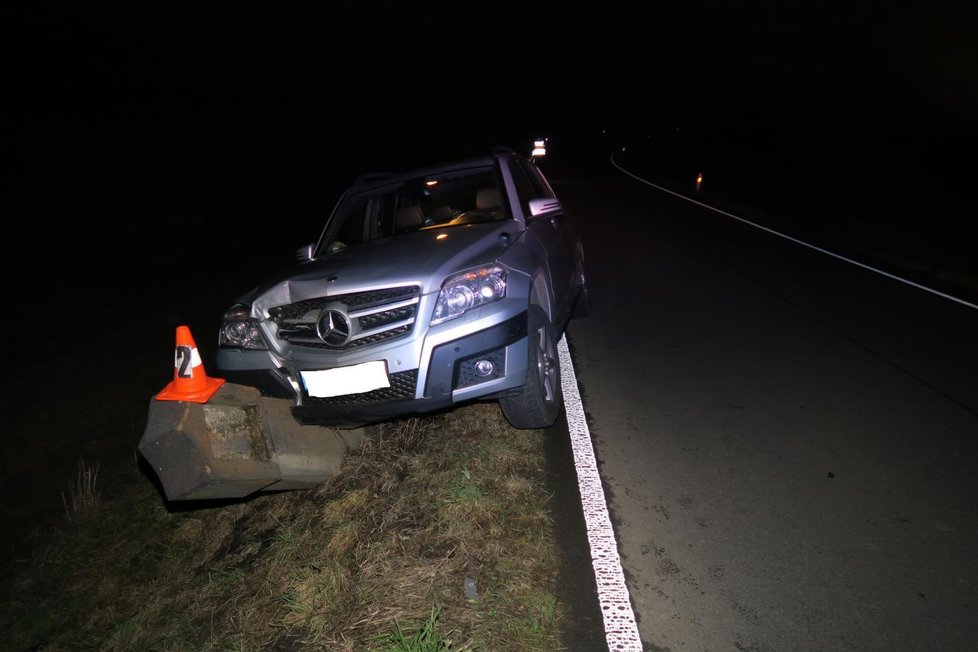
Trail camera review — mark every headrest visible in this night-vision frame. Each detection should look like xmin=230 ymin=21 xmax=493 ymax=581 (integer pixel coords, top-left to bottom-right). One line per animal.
xmin=429 ymin=205 xmax=454 ymax=221
xmin=394 ymin=205 xmax=424 ymax=231
xmin=475 ymin=187 xmax=501 ymax=211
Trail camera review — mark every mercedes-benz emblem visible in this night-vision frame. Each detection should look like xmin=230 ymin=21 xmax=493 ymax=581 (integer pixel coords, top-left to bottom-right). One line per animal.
xmin=316 ymin=309 xmax=352 ymax=347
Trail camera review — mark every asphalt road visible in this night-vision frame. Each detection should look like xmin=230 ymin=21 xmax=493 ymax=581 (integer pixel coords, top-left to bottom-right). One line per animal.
xmin=543 ymin=144 xmax=978 ymax=651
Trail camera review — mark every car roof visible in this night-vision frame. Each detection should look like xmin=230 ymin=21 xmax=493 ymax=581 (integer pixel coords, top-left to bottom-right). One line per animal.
xmin=349 ymin=146 xmax=522 ymax=190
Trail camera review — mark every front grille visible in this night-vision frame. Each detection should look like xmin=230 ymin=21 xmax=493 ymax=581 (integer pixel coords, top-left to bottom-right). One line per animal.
xmin=269 ymin=285 xmax=420 ymax=351
xmin=302 ymin=369 xmax=418 ymax=405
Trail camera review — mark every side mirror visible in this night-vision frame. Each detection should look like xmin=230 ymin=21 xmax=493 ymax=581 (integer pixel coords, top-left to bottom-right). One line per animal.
xmin=296 ymin=243 xmax=315 ymax=262
xmin=528 ymin=198 xmax=562 ymax=218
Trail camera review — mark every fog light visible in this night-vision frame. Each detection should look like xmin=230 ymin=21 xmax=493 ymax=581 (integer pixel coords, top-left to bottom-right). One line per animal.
xmin=474 ymin=359 xmax=495 ymax=377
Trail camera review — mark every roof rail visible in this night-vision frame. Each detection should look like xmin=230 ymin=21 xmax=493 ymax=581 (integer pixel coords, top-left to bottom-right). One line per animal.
xmin=352 ymin=172 xmax=394 ymax=185
xmin=491 ymin=145 xmax=520 ymax=157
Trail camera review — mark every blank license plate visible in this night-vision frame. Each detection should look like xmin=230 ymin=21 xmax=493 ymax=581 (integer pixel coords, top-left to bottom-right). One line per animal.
xmin=300 ymin=361 xmax=390 ymax=398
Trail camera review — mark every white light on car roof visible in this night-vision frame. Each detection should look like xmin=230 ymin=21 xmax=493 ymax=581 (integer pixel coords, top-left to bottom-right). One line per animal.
xmin=534 ymin=139 xmax=546 ymax=148
xmin=425 ymin=180 xmax=439 ymax=187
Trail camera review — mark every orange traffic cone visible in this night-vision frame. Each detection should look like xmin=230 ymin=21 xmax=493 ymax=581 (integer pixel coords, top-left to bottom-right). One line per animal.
xmin=156 ymin=325 xmax=226 ymax=403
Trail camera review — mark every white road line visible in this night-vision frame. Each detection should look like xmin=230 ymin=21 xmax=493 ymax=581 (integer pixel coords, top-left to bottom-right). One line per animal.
xmin=611 ymin=152 xmax=978 ymax=311
xmin=558 ymin=334 xmax=643 ymax=651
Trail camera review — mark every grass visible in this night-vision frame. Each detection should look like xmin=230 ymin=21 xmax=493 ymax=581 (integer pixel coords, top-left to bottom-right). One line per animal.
xmin=61 ymin=457 xmax=100 ymax=521
xmin=0 ymin=402 xmax=565 ymax=651
xmin=375 ymin=606 xmax=459 ymax=651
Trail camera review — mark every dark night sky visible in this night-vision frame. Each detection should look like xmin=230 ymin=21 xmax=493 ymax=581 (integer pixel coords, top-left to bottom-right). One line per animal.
xmin=4 ymin=2 xmax=977 ymax=263
xmin=9 ymin=2 xmax=978 ymax=148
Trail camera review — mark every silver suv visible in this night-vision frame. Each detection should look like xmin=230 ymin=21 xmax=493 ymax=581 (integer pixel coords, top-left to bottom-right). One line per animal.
xmin=215 ymin=146 xmax=589 ymax=429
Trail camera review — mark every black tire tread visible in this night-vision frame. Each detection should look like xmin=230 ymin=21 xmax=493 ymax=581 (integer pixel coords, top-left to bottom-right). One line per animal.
xmin=500 ymin=306 xmax=563 ymax=429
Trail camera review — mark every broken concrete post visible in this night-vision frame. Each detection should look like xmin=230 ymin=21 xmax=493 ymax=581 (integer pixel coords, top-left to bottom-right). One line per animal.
xmin=138 ymin=383 xmax=364 ymax=501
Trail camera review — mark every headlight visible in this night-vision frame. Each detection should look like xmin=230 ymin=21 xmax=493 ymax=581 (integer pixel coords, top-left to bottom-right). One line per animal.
xmin=219 ymin=305 xmax=268 ymax=349
xmin=431 ymin=265 xmax=507 ymax=325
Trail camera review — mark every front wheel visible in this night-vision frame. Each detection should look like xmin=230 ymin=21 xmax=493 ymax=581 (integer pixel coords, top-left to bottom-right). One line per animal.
xmin=500 ymin=306 xmax=563 ymax=429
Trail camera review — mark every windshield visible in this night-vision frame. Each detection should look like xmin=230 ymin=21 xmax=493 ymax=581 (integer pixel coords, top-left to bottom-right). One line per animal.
xmin=317 ymin=165 xmax=508 ymax=254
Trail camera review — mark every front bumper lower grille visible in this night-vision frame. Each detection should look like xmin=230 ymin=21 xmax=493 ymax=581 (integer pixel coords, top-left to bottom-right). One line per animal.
xmin=301 ymin=369 xmax=418 ymax=405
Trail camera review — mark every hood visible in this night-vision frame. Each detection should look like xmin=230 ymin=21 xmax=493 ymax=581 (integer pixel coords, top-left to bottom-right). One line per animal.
xmin=246 ymin=222 xmax=522 ymax=314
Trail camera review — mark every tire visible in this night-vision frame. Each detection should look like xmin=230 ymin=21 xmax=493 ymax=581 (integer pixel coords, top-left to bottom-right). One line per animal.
xmin=572 ymin=273 xmax=592 ymax=319
xmin=572 ymin=250 xmax=592 ymax=319
xmin=500 ymin=306 xmax=563 ymax=429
